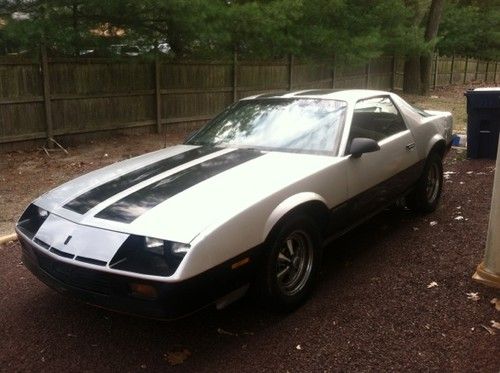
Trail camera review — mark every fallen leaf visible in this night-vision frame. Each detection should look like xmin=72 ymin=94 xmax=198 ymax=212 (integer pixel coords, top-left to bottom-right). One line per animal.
xmin=467 ymin=292 xmax=480 ymax=301
xmin=164 ymin=347 xmax=191 ymax=366
xmin=430 ymin=221 xmax=438 ymax=226
xmin=217 ymin=328 xmax=238 ymax=336
xmin=454 ymin=216 xmax=464 ymax=221
xmin=491 ymin=320 xmax=500 ymax=330
xmin=296 ymin=344 xmax=302 ymax=350
xmin=427 ymin=281 xmax=438 ymax=288
xmin=443 ymin=171 xmax=456 ymax=180
xmin=481 ymin=324 xmax=496 ymax=335
xmin=491 ymin=298 xmax=500 ymax=311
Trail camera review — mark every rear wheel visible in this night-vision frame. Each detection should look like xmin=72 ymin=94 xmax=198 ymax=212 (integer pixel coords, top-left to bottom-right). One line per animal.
xmin=407 ymin=152 xmax=443 ymax=213
xmin=258 ymin=215 xmax=322 ymax=311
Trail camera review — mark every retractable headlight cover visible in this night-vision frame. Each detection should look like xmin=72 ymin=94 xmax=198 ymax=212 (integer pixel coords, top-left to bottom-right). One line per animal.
xmin=17 ymin=204 xmax=50 ymax=238
xmin=110 ymin=235 xmax=191 ymax=276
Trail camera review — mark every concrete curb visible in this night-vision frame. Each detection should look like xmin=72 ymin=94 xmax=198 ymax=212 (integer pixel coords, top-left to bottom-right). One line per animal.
xmin=0 ymin=233 xmax=18 ymax=245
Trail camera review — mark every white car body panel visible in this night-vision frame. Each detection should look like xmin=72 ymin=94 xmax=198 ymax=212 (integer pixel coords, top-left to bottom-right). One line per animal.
xmin=346 ymin=130 xmax=419 ymax=198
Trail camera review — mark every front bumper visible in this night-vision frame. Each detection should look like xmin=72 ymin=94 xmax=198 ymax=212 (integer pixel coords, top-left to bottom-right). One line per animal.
xmin=18 ymin=233 xmax=260 ymax=320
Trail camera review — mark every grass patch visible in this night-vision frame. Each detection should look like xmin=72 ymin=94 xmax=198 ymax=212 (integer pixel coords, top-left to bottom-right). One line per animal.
xmin=399 ymin=85 xmax=471 ymax=133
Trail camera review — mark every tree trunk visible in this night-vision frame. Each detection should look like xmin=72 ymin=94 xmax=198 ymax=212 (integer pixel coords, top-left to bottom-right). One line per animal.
xmin=403 ymin=0 xmax=445 ymax=95
xmin=421 ymin=0 xmax=445 ymax=95
xmin=403 ymin=56 xmax=421 ymax=94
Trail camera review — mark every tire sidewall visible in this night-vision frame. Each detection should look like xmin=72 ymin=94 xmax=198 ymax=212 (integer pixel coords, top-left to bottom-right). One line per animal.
xmin=410 ymin=152 xmax=444 ymax=213
xmin=261 ymin=214 xmax=322 ymax=310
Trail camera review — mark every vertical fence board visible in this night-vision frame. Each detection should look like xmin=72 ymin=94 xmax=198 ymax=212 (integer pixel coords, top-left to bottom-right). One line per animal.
xmin=433 ymin=54 xmax=439 ymax=89
xmin=155 ymin=58 xmax=162 ymax=133
xmin=41 ymin=45 xmax=53 ymax=145
xmin=232 ymin=52 xmax=238 ymax=102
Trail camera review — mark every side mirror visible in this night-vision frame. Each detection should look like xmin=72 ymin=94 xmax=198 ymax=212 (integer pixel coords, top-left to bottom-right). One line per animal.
xmin=349 ymin=137 xmax=380 ymax=158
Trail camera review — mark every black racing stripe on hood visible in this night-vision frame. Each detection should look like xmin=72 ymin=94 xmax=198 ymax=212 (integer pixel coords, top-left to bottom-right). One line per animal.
xmin=94 ymin=149 xmax=264 ymax=224
xmin=64 ymin=147 xmax=220 ymax=215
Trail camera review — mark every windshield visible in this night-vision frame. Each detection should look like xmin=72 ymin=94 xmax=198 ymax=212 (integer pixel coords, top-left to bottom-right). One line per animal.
xmin=187 ymin=98 xmax=347 ymax=155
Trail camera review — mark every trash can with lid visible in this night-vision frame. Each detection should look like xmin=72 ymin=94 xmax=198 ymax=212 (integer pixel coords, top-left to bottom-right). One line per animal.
xmin=465 ymin=88 xmax=500 ymax=159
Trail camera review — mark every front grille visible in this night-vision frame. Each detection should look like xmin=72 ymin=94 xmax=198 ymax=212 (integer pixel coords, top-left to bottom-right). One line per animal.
xmin=49 ymin=247 xmax=75 ymax=259
xmin=75 ymin=256 xmax=107 ymax=266
xmin=33 ymin=237 xmax=50 ymax=250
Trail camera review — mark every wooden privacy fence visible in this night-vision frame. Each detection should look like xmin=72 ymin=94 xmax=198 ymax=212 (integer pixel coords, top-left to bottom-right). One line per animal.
xmin=0 ymin=53 xmax=498 ymax=149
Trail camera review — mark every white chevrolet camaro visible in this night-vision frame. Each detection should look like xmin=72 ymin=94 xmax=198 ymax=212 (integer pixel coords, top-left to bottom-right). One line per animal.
xmin=16 ymin=89 xmax=453 ymax=319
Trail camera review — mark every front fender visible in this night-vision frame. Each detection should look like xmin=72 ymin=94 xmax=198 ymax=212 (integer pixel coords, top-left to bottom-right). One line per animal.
xmin=262 ymin=192 xmax=328 ymax=241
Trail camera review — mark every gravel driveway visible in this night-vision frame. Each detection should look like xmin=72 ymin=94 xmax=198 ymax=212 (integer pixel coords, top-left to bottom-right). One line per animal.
xmin=1 ymin=147 xmax=499 ymax=372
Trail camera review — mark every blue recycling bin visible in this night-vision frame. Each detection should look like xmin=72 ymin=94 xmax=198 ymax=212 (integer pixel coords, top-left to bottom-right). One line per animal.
xmin=465 ymin=88 xmax=500 ymax=159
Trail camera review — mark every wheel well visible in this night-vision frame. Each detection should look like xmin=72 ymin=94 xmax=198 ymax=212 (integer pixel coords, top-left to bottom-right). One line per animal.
xmin=266 ymin=200 xmax=330 ymax=242
xmin=429 ymin=140 xmax=446 ymax=159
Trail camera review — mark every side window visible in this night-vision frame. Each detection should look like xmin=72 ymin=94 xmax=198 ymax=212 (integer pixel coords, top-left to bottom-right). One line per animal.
xmin=349 ymin=97 xmax=407 ymax=143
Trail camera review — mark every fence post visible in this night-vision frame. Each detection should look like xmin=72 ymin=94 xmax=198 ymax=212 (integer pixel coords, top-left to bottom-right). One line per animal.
xmin=475 ymin=59 xmax=480 ymax=81
xmin=288 ymin=54 xmax=294 ymax=91
xmin=495 ymin=62 xmax=498 ymax=84
xmin=485 ymin=61 xmax=490 ymax=83
xmin=433 ymin=53 xmax=439 ymax=89
xmin=449 ymin=55 xmax=455 ymax=85
xmin=331 ymin=56 xmax=336 ymax=89
xmin=154 ymin=57 xmax=162 ymax=133
xmin=40 ymin=44 xmax=53 ymax=148
xmin=232 ymin=50 xmax=238 ymax=102
xmin=463 ymin=56 xmax=469 ymax=84
xmin=390 ymin=56 xmax=396 ymax=91
xmin=365 ymin=62 xmax=370 ymax=88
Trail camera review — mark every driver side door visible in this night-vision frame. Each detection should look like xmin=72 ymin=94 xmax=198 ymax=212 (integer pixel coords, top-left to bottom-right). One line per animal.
xmin=346 ymin=96 xmax=420 ymax=221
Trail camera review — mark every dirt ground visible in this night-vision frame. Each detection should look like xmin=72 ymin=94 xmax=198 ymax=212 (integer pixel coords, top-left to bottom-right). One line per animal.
xmin=0 ymin=149 xmax=499 ymax=372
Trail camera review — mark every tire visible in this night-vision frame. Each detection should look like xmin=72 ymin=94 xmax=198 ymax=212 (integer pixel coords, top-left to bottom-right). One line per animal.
xmin=407 ymin=152 xmax=443 ymax=213
xmin=257 ymin=214 xmax=322 ymax=312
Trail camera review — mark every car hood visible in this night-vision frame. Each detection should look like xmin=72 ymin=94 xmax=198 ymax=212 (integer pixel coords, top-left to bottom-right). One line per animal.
xmin=32 ymin=145 xmax=337 ymax=244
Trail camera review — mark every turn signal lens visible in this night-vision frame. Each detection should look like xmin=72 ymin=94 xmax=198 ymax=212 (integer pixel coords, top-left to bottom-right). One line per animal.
xmin=130 ymin=283 xmax=158 ymax=300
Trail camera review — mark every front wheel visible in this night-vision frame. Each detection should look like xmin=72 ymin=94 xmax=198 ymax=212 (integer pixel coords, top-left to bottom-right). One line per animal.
xmin=407 ymin=152 xmax=443 ymax=213
xmin=258 ymin=215 xmax=322 ymax=311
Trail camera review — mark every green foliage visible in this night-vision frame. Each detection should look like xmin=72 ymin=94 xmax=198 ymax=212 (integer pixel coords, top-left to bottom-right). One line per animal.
xmin=0 ymin=0 xmax=498 ymax=61
xmin=438 ymin=0 xmax=500 ymax=60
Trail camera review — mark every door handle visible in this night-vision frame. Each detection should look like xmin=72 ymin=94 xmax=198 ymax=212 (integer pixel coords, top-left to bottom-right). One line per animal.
xmin=406 ymin=143 xmax=416 ymax=151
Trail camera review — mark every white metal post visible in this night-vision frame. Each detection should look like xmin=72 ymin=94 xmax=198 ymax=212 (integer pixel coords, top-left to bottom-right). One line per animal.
xmin=473 ymin=134 xmax=500 ymax=288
